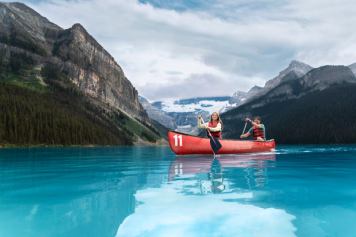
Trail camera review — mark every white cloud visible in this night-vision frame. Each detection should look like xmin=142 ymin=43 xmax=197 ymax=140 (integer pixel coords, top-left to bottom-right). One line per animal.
xmin=21 ymin=0 xmax=356 ymax=100
xmin=116 ymin=180 xmax=296 ymax=237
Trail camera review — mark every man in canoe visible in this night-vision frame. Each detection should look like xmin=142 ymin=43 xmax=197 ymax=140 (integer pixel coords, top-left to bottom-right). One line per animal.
xmin=198 ymin=112 xmax=223 ymax=139
xmin=240 ymin=116 xmax=266 ymax=141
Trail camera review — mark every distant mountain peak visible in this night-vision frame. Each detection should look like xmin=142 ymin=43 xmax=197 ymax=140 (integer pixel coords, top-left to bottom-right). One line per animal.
xmin=264 ymin=60 xmax=313 ymax=89
xmin=0 ymin=1 xmax=61 ymax=30
xmin=232 ymin=90 xmax=247 ymax=97
xmin=71 ymin=23 xmax=87 ymax=32
xmin=289 ymin=60 xmax=310 ymax=67
xmin=248 ymin=85 xmax=263 ymax=94
xmin=283 ymin=60 xmax=313 ymax=76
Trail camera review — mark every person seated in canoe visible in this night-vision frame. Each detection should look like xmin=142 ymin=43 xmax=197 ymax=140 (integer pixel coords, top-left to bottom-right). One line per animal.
xmin=240 ymin=116 xmax=266 ymax=141
xmin=198 ymin=112 xmax=223 ymax=139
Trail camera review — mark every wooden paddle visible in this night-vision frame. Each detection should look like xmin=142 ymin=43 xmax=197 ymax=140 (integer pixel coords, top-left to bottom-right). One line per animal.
xmin=200 ymin=116 xmax=222 ymax=154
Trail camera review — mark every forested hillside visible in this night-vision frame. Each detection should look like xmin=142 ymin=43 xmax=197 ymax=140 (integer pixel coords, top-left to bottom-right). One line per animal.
xmin=0 ymin=82 xmax=161 ymax=146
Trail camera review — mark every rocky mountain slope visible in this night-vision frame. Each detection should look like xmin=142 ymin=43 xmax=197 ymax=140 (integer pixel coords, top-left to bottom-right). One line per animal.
xmin=265 ymin=60 xmax=313 ymax=89
xmin=0 ymin=2 xmax=162 ymax=145
xmin=222 ymin=65 xmax=356 ymax=144
xmin=241 ymin=60 xmax=313 ymax=104
xmin=0 ymin=2 xmax=146 ymax=121
xmin=139 ymin=96 xmax=176 ymax=129
xmin=229 ymin=86 xmax=263 ymax=106
xmin=349 ymin=63 xmax=356 ymax=76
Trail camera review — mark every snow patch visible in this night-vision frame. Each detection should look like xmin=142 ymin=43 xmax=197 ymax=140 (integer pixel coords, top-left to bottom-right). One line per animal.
xmin=159 ymin=99 xmax=231 ymax=114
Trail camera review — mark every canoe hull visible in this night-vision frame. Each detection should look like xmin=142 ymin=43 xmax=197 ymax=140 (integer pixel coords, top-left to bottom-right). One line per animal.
xmin=168 ymin=131 xmax=276 ymax=155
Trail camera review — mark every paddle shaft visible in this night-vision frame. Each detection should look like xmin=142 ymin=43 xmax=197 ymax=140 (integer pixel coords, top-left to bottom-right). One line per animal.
xmin=201 ymin=117 xmax=217 ymax=145
xmin=241 ymin=121 xmax=248 ymax=135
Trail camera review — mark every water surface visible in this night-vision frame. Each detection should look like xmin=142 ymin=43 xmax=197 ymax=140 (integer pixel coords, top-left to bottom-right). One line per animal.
xmin=1 ymin=146 xmax=356 ymax=237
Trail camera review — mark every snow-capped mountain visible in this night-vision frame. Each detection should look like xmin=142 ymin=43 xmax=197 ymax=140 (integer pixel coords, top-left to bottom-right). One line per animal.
xmin=141 ymin=96 xmax=234 ymax=134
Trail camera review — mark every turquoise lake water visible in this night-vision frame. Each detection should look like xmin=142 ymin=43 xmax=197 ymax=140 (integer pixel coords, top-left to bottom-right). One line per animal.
xmin=1 ymin=146 xmax=356 ymax=237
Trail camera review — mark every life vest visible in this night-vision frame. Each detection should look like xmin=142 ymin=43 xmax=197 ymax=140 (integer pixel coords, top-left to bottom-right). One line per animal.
xmin=207 ymin=121 xmax=222 ymax=138
xmin=253 ymin=125 xmax=265 ymax=140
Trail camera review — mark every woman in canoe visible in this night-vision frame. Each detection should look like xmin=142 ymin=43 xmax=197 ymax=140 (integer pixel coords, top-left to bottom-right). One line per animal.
xmin=240 ymin=116 xmax=266 ymax=141
xmin=198 ymin=112 xmax=223 ymax=139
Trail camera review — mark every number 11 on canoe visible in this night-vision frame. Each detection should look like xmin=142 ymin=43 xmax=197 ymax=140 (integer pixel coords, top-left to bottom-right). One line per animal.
xmin=173 ymin=134 xmax=183 ymax=147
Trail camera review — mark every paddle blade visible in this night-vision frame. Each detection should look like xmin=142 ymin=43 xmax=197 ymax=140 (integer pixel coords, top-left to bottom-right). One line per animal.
xmin=209 ymin=136 xmax=222 ymax=154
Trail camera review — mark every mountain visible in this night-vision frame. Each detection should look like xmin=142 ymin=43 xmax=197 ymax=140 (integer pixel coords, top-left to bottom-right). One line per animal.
xmin=241 ymin=60 xmax=313 ymax=104
xmin=0 ymin=2 xmax=162 ymax=145
xmin=247 ymin=85 xmax=263 ymax=96
xmin=265 ymin=60 xmax=313 ymax=89
xmin=222 ymin=65 xmax=356 ymax=144
xmin=229 ymin=91 xmax=247 ymax=104
xmin=349 ymin=62 xmax=356 ymax=76
xmin=139 ymin=96 xmax=176 ymax=129
xmin=229 ymin=86 xmax=263 ymax=106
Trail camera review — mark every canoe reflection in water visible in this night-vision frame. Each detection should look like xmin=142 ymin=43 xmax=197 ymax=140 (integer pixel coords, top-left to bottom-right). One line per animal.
xmin=169 ymin=153 xmax=276 ymax=194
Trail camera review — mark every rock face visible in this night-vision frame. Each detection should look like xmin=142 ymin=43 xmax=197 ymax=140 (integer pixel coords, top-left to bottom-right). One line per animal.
xmin=264 ymin=60 xmax=313 ymax=89
xmin=229 ymin=91 xmax=247 ymax=104
xmin=139 ymin=96 xmax=176 ymax=129
xmin=0 ymin=2 xmax=61 ymax=56
xmin=230 ymin=86 xmax=263 ymax=105
xmin=240 ymin=60 xmax=313 ymax=104
xmin=0 ymin=2 xmax=148 ymax=122
xmin=247 ymin=85 xmax=263 ymax=96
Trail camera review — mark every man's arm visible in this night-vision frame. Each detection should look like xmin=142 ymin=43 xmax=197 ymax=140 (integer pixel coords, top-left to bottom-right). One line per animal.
xmin=240 ymin=132 xmax=251 ymax=138
xmin=240 ymin=127 xmax=252 ymax=138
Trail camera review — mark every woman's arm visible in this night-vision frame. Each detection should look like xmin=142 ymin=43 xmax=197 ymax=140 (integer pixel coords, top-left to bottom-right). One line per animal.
xmin=197 ymin=117 xmax=208 ymax=128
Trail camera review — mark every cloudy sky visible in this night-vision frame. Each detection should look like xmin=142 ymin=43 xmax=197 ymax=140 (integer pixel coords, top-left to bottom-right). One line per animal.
xmin=9 ymin=0 xmax=356 ymax=100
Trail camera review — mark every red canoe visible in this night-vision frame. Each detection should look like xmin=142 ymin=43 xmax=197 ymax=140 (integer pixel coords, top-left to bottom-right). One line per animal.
xmin=168 ymin=131 xmax=276 ymax=155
